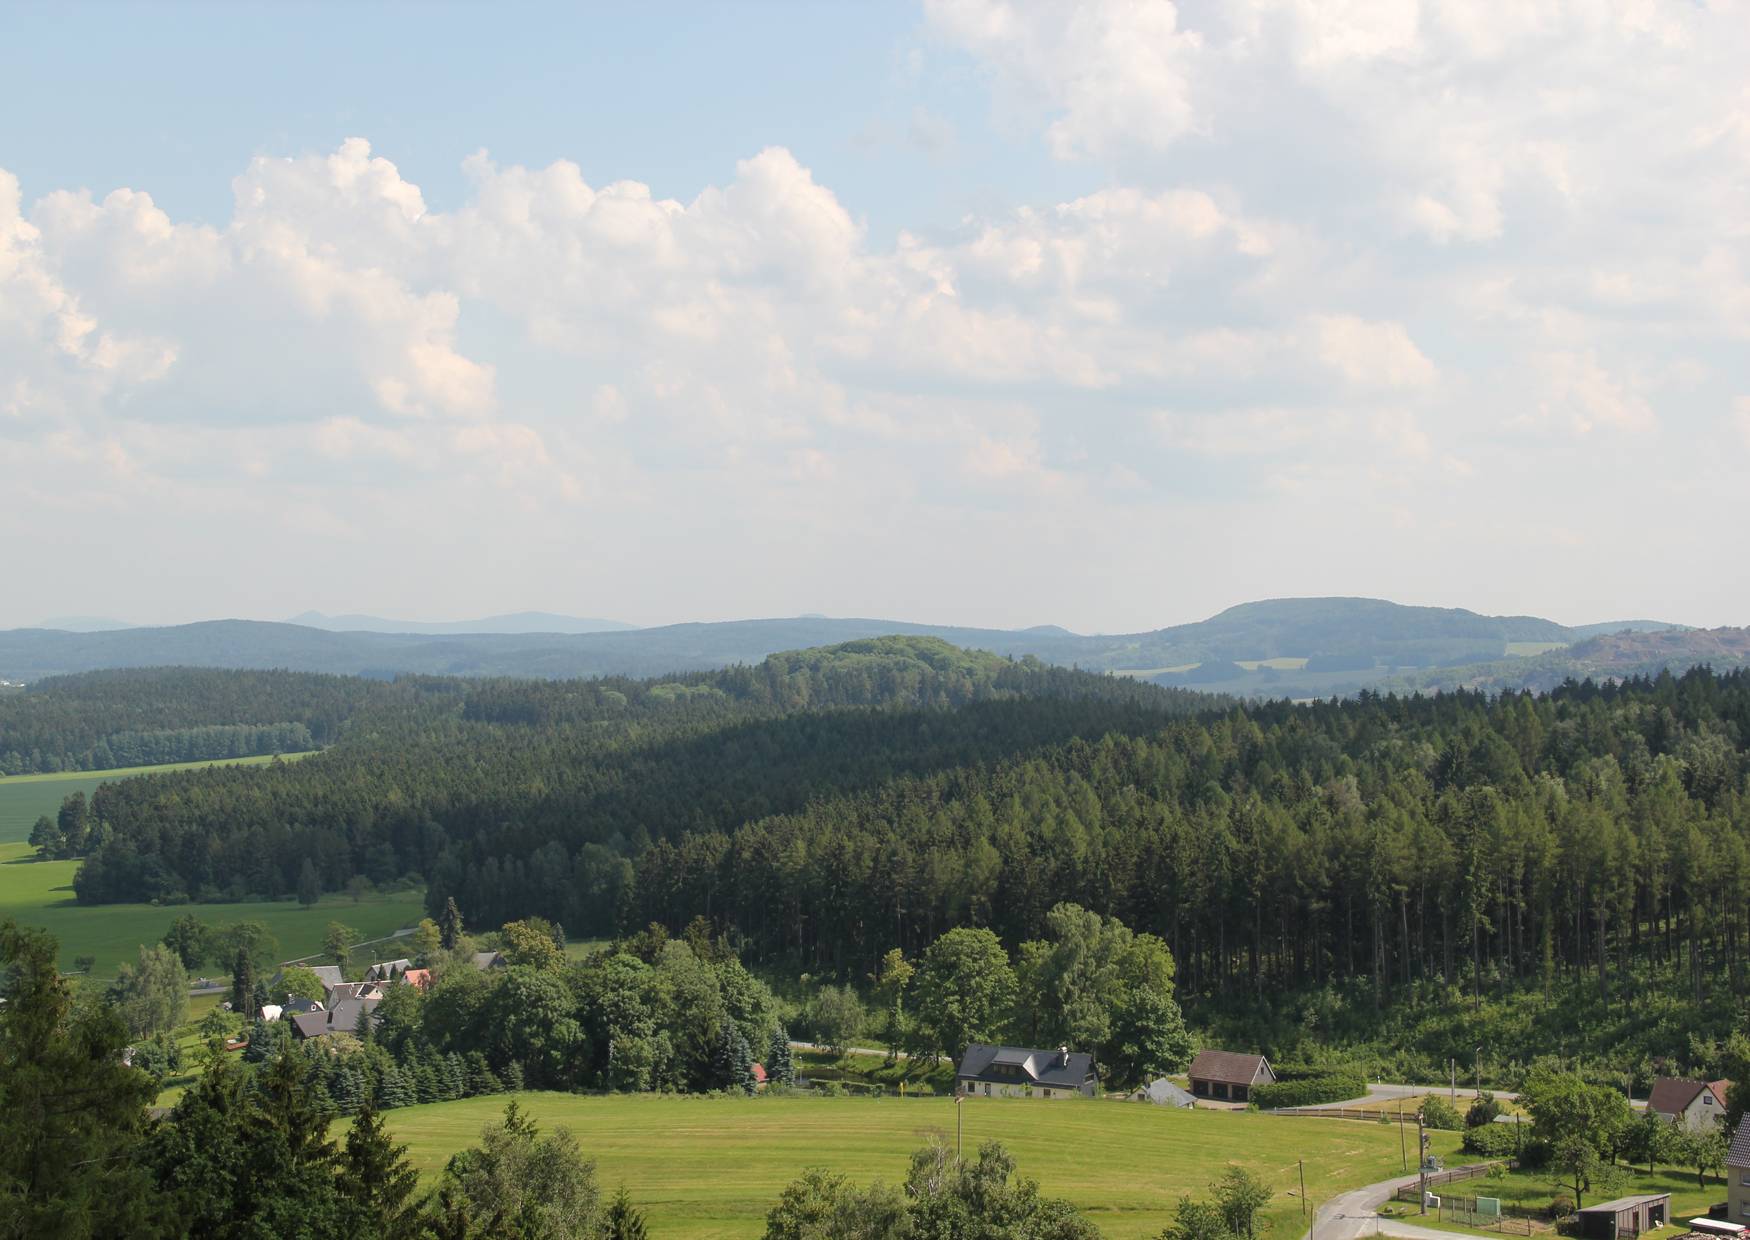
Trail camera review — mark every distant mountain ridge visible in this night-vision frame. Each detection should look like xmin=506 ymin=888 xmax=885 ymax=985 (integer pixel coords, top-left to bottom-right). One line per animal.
xmin=0 ymin=597 xmax=1706 ymax=690
xmin=286 ymin=610 xmax=636 ymax=635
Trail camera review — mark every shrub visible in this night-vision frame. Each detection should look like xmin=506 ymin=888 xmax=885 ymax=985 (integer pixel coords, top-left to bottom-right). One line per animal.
xmin=1461 ymin=1124 xmax=1520 ymax=1158
xmin=1421 ymin=1096 xmax=1464 ymax=1130
xmin=1251 ymin=1072 xmax=1367 ymax=1109
xmin=1467 ymin=1092 xmax=1503 ymax=1127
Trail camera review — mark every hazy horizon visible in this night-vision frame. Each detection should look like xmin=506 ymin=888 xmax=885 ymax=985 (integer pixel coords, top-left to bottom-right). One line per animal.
xmin=3 ymin=3 xmax=1745 ymax=633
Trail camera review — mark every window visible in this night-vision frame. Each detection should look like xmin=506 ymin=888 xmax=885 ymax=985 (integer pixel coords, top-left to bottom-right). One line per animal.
xmin=983 ymin=1083 xmax=991 ymax=1096
xmin=1705 ymin=1095 xmax=1715 ymax=1105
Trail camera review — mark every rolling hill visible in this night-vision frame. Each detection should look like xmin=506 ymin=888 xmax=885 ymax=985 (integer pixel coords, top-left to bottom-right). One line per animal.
xmin=0 ymin=598 xmax=1699 ymax=691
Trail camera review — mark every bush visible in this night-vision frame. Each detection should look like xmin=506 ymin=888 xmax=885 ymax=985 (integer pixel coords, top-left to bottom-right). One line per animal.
xmin=1467 ymin=1092 xmax=1503 ymax=1127
xmin=1461 ymin=1124 xmax=1520 ymax=1158
xmin=1251 ymin=1072 xmax=1367 ymax=1109
xmin=1421 ymin=1096 xmax=1463 ymax=1130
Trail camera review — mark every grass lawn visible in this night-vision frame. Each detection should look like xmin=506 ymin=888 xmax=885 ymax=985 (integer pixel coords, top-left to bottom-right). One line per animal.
xmin=794 ymin=1046 xmax=955 ymax=1093
xmin=370 ymin=1093 xmax=1466 ymax=1240
xmin=0 ymin=840 xmax=424 ymax=977
xmin=1384 ymin=1164 xmax=1723 ymax=1240
xmin=0 ymin=754 xmax=310 ymax=843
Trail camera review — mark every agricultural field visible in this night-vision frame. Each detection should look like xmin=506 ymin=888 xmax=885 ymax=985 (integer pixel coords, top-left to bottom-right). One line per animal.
xmin=0 ymin=754 xmax=308 ymax=843
xmin=1504 ymin=642 xmax=1569 ymax=658
xmin=0 ymin=752 xmax=417 ymax=977
xmin=0 ymin=838 xmax=425 ymax=977
xmin=371 ymin=1092 xmax=1466 ymax=1240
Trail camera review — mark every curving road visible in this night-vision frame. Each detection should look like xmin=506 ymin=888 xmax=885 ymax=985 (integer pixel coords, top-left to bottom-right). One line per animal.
xmin=1302 ymin=1167 xmax=1486 ymax=1240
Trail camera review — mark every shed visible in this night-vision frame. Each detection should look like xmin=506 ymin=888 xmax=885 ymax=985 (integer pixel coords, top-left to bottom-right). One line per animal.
xmin=1577 ymin=1194 xmax=1670 ymax=1239
xmin=1187 ymin=1050 xmax=1275 ymax=1102
xmin=1139 ymin=1078 xmax=1196 ymax=1108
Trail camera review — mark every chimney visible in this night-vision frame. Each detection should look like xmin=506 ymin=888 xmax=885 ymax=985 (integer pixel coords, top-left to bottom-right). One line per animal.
xmin=1059 ymin=1045 xmax=1070 ymax=1067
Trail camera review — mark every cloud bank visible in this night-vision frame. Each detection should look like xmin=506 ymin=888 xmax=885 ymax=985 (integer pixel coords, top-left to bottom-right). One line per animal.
xmin=2 ymin=0 xmax=1746 ymax=628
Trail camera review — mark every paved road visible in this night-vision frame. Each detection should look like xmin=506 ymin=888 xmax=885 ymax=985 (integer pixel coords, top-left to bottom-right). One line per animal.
xmin=1301 ymin=1166 xmax=1489 ymax=1240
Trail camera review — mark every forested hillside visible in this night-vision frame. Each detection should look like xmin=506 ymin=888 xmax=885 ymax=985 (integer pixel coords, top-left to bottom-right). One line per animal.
xmin=0 ymin=668 xmax=409 ymax=774
xmin=40 ymin=642 xmax=1750 ymax=1078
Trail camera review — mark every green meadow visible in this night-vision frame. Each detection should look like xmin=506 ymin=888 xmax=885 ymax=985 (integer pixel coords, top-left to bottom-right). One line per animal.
xmin=372 ymin=1093 xmax=1465 ymax=1240
xmin=0 ymin=752 xmax=419 ymax=977
xmin=0 ymin=840 xmax=424 ymax=977
xmin=0 ymin=754 xmax=307 ymax=844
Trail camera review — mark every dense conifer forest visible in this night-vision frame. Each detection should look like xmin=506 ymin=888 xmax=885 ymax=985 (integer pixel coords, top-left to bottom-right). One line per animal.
xmin=20 ymin=639 xmax=1750 ymax=1076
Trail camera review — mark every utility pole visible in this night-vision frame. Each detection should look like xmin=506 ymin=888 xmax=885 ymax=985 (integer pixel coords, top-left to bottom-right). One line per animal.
xmin=1399 ymin=1103 xmax=1407 ymax=1171
xmin=1418 ymin=1110 xmax=1429 ymax=1216
xmin=1299 ymin=1160 xmax=1308 ymax=1224
xmin=956 ymin=1093 xmax=963 ymax=1161
xmin=1476 ymin=1046 xmax=1483 ymax=1098
xmin=1450 ymin=1058 xmax=1457 ymax=1103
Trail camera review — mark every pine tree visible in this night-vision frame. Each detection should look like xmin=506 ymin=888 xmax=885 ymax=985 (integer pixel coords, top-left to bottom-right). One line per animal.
xmin=377 ymin=1064 xmax=415 ymax=1110
xmin=250 ymin=979 xmax=270 ymax=1019
xmin=243 ymin=1017 xmax=276 ymax=1063
xmin=334 ymin=1064 xmax=367 ymax=1115
xmin=711 ymin=1022 xmax=757 ymax=1094
xmin=602 ymin=1186 xmax=649 ymax=1240
xmin=768 ymin=1023 xmax=795 ymax=1086
xmin=501 ymin=1060 xmax=525 ymax=1092
xmin=337 ymin=1102 xmax=424 ymax=1240
xmin=439 ymin=896 xmax=463 ymax=951
xmin=443 ymin=1051 xmax=467 ymax=1101
xmin=231 ymin=948 xmax=255 ymax=1020
xmin=413 ymin=1058 xmax=440 ymax=1105
xmin=466 ymin=1051 xmax=501 ymax=1096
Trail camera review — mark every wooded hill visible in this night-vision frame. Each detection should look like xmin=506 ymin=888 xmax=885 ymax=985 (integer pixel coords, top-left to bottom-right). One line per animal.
xmin=44 ymin=640 xmax=1750 ymax=1058
xmin=0 ymin=597 xmax=1686 ymax=692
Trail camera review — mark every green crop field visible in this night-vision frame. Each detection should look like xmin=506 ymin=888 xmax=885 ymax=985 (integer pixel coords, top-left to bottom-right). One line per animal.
xmin=0 ymin=754 xmax=310 ymax=844
xmin=371 ymin=1093 xmax=1465 ymax=1240
xmin=1504 ymin=642 xmax=1568 ymax=657
xmin=0 ymin=752 xmax=416 ymax=977
xmin=0 ymin=840 xmax=423 ymax=977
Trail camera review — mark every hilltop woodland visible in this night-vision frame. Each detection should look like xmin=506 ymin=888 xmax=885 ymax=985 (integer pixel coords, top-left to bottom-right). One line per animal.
xmin=14 ymin=638 xmax=1750 ymax=1080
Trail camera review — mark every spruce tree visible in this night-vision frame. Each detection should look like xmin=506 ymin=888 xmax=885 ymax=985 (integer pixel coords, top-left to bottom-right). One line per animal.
xmin=443 ymin=1051 xmax=468 ymax=1101
xmin=231 ymin=947 xmax=255 ymax=1020
xmin=710 ymin=1023 xmax=757 ymax=1094
xmin=243 ymin=1017 xmax=276 ymax=1064
xmin=502 ymin=1060 xmax=525 ymax=1092
xmin=602 ymin=1186 xmax=649 ymax=1240
xmin=466 ymin=1051 xmax=501 ymax=1096
xmin=439 ymin=897 xmax=463 ymax=951
xmin=377 ymin=1064 xmax=416 ymax=1110
xmin=337 ymin=1102 xmax=424 ymax=1240
xmin=768 ymin=1023 xmax=796 ymax=1086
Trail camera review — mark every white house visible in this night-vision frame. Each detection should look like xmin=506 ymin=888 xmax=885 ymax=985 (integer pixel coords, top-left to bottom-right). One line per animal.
xmin=1648 ymin=1077 xmax=1729 ymax=1132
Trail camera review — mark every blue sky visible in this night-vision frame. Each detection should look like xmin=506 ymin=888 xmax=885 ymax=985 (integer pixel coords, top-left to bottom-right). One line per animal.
xmin=1 ymin=1 xmax=1745 ymax=632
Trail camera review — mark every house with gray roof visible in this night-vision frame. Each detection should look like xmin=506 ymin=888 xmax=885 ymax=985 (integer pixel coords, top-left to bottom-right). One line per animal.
xmin=288 ymin=996 xmax=381 ymax=1042
xmin=1726 ymin=1123 xmax=1750 ymax=1223
xmin=472 ymin=951 xmax=506 ymax=971
xmin=1138 ymin=1077 xmax=1196 ymax=1107
xmin=1188 ymin=1050 xmax=1275 ymax=1102
xmin=956 ymin=1044 xmax=1097 ymax=1099
xmin=364 ymin=958 xmax=412 ymax=984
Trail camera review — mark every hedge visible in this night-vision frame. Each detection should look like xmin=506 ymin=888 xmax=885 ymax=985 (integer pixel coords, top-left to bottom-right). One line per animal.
xmin=1252 ymin=1072 xmax=1367 ymax=1109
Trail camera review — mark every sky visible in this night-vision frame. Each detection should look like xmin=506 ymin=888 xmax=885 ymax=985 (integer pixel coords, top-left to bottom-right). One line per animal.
xmin=1 ymin=0 xmax=1746 ymax=634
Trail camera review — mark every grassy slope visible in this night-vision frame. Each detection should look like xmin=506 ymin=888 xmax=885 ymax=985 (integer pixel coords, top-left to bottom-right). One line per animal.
xmin=0 ymin=840 xmax=422 ymax=977
xmin=374 ymin=1093 xmax=1465 ymax=1240
xmin=0 ymin=754 xmax=308 ymax=844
